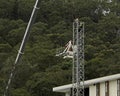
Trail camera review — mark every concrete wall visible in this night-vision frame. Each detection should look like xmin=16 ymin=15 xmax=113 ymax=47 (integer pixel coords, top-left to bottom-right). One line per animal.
xmin=100 ymin=82 xmax=105 ymax=96
xmin=63 ymin=80 xmax=118 ymax=96
xmin=89 ymin=85 xmax=96 ymax=96
xmin=109 ymin=80 xmax=117 ymax=96
xmin=89 ymin=80 xmax=117 ymax=96
xmin=65 ymin=92 xmax=70 ymax=96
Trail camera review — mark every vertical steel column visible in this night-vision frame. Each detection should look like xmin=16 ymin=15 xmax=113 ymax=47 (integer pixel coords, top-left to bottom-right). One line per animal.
xmin=72 ymin=19 xmax=84 ymax=96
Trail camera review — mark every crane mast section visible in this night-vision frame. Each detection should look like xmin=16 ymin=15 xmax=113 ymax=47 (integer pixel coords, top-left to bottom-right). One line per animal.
xmin=72 ymin=19 xmax=84 ymax=96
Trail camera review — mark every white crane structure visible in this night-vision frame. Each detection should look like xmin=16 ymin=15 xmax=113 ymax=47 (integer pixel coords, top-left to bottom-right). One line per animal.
xmin=3 ymin=0 xmax=40 ymax=96
xmin=56 ymin=19 xmax=85 ymax=96
xmin=56 ymin=40 xmax=74 ymax=58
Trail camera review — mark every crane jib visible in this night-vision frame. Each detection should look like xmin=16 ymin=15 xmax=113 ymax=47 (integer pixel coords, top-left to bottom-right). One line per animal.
xmin=3 ymin=0 xmax=40 ymax=96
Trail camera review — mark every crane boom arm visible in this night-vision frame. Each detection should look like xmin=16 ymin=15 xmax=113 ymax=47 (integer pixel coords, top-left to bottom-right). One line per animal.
xmin=4 ymin=0 xmax=40 ymax=96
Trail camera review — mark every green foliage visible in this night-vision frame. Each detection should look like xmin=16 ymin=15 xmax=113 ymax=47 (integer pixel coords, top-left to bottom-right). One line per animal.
xmin=0 ymin=0 xmax=120 ymax=96
xmin=11 ymin=88 xmax=31 ymax=96
xmin=0 ymin=78 xmax=5 ymax=95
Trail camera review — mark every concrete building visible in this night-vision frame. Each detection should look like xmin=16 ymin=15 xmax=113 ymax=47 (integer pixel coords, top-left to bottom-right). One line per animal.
xmin=53 ymin=74 xmax=120 ymax=96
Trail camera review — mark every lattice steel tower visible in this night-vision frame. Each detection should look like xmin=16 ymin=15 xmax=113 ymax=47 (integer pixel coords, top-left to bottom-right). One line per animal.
xmin=56 ymin=19 xmax=85 ymax=96
xmin=72 ymin=19 xmax=84 ymax=96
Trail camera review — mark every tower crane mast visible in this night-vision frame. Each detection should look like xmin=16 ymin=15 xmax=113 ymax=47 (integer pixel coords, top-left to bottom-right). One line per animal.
xmin=72 ymin=19 xmax=84 ymax=96
xmin=56 ymin=19 xmax=85 ymax=96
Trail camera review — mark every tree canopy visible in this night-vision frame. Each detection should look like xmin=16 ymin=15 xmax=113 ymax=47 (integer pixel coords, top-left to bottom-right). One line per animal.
xmin=0 ymin=0 xmax=120 ymax=96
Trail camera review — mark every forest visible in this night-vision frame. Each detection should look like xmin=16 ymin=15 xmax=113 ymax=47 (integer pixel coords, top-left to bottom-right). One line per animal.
xmin=0 ymin=0 xmax=120 ymax=96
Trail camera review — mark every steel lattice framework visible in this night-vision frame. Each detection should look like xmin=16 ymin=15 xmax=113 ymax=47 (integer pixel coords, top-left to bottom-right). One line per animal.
xmin=72 ymin=19 xmax=84 ymax=96
xmin=55 ymin=19 xmax=85 ymax=96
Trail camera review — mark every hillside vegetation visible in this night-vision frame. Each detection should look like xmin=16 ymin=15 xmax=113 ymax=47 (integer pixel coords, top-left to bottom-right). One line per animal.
xmin=0 ymin=0 xmax=120 ymax=96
